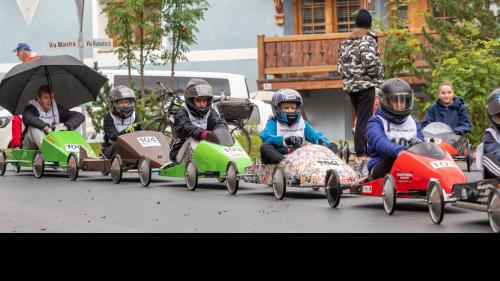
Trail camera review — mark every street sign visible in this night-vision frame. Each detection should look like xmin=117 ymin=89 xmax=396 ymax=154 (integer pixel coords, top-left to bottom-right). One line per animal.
xmin=48 ymin=39 xmax=113 ymax=49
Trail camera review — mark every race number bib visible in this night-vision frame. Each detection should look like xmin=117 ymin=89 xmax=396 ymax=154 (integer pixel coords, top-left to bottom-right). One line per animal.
xmin=137 ymin=136 xmax=161 ymax=147
xmin=222 ymin=147 xmax=246 ymax=159
xmin=430 ymin=161 xmax=457 ymax=169
xmin=65 ymin=144 xmax=80 ymax=152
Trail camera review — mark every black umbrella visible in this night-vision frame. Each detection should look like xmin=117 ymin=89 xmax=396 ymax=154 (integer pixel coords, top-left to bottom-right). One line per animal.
xmin=0 ymin=55 xmax=108 ymax=115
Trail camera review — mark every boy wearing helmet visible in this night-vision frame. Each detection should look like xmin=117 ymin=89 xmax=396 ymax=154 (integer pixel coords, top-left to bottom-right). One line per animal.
xmin=170 ymin=78 xmax=226 ymax=162
xmin=101 ymin=85 xmax=141 ymax=159
xmin=480 ymin=88 xmax=500 ymax=179
xmin=259 ymin=88 xmax=337 ymax=164
xmin=367 ymin=78 xmax=424 ymax=179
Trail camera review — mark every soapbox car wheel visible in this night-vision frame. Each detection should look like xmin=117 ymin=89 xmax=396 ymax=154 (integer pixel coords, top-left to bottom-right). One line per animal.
xmin=110 ymin=155 xmax=123 ymax=184
xmin=427 ymin=180 xmax=445 ymax=225
xmin=13 ymin=162 xmax=21 ymax=173
xmin=488 ymin=189 xmax=500 ymax=233
xmin=101 ymin=170 xmax=111 ymax=176
xmin=225 ymin=162 xmax=239 ymax=195
xmin=272 ymin=166 xmax=286 ymax=200
xmin=138 ymin=156 xmax=152 ymax=187
xmin=325 ymin=170 xmax=342 ymax=208
xmin=67 ymin=153 xmax=79 ymax=181
xmin=32 ymin=151 xmax=45 ymax=179
xmin=342 ymin=142 xmax=350 ymax=164
xmin=0 ymin=150 xmax=6 ymax=176
xmin=466 ymin=144 xmax=473 ymax=173
xmin=185 ymin=160 xmax=198 ymax=191
xmin=382 ymin=174 xmax=397 ymax=215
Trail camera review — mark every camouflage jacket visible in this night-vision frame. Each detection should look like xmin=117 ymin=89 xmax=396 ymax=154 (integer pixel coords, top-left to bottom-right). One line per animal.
xmin=338 ymin=30 xmax=384 ymax=94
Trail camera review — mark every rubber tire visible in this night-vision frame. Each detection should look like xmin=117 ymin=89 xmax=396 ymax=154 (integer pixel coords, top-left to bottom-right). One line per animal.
xmin=272 ymin=166 xmax=286 ymax=200
xmin=225 ymin=162 xmax=239 ymax=195
xmin=325 ymin=170 xmax=342 ymax=208
xmin=110 ymin=155 xmax=123 ymax=184
xmin=0 ymin=150 xmax=6 ymax=176
xmin=185 ymin=160 xmax=198 ymax=191
xmin=138 ymin=156 xmax=152 ymax=187
xmin=67 ymin=153 xmax=79 ymax=181
xmin=32 ymin=151 xmax=44 ymax=179
xmin=427 ymin=180 xmax=445 ymax=225
xmin=488 ymin=189 xmax=500 ymax=233
xmin=382 ymin=174 xmax=397 ymax=215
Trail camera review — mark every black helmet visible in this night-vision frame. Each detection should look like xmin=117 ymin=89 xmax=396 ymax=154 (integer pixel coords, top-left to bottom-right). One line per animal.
xmin=110 ymin=85 xmax=136 ymax=119
xmin=487 ymin=88 xmax=500 ymax=130
xmin=380 ymin=78 xmax=414 ymax=124
xmin=184 ymin=78 xmax=213 ymax=117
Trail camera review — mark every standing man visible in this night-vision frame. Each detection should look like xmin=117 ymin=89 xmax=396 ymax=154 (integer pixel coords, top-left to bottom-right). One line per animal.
xmin=338 ymin=9 xmax=384 ymax=169
xmin=13 ymin=43 xmax=40 ymax=63
xmin=8 ymin=43 xmax=40 ymax=148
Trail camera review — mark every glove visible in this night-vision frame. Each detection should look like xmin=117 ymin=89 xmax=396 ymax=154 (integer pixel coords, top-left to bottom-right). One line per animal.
xmin=284 ymin=136 xmax=303 ymax=147
xmin=125 ymin=122 xmax=141 ymax=133
xmin=200 ymin=130 xmax=211 ymax=139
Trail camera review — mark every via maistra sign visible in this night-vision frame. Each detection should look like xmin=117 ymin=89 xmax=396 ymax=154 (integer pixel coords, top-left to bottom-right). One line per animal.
xmin=48 ymin=39 xmax=113 ymax=49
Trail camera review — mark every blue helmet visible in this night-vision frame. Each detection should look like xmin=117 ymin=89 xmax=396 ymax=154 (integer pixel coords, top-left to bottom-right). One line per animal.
xmin=272 ymin=89 xmax=303 ymax=125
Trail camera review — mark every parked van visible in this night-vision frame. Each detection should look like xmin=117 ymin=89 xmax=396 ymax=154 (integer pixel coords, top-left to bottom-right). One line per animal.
xmin=85 ymin=70 xmax=271 ymax=142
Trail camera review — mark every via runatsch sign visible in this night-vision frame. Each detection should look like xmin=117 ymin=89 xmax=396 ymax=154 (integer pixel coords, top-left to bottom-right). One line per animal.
xmin=48 ymin=39 xmax=113 ymax=49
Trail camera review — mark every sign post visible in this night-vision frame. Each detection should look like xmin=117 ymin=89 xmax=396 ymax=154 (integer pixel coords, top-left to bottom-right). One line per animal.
xmin=75 ymin=0 xmax=87 ymax=138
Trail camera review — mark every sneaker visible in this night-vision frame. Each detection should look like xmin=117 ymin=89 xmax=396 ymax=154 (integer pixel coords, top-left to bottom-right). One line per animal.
xmin=353 ymin=156 xmax=367 ymax=171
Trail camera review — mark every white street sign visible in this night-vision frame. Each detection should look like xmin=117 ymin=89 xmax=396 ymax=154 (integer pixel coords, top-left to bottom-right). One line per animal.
xmin=48 ymin=39 xmax=113 ymax=49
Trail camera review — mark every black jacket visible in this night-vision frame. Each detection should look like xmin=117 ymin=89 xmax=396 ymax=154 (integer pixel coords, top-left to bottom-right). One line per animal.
xmin=102 ymin=112 xmax=141 ymax=145
xmin=483 ymin=126 xmax=500 ymax=158
xmin=170 ymin=106 xmax=226 ymax=161
xmin=22 ymin=103 xmax=85 ymax=132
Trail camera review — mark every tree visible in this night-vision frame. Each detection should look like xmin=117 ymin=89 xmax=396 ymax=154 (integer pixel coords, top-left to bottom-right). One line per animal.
xmin=99 ymin=0 xmax=164 ymax=97
xmin=420 ymin=0 xmax=500 ymax=145
xmin=161 ymin=0 xmax=209 ymax=90
xmin=99 ymin=1 xmax=136 ymax=83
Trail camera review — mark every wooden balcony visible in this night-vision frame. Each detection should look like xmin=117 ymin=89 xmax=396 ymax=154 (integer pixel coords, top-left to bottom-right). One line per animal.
xmin=257 ymin=32 xmax=431 ymax=91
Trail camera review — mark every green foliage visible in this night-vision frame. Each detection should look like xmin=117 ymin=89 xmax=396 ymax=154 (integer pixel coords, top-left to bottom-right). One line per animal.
xmin=86 ymin=62 xmax=111 ymax=134
xmin=421 ymin=0 xmax=500 ymax=145
xmin=99 ymin=0 xmax=164 ymax=96
xmin=160 ymin=0 xmax=209 ymax=90
xmin=383 ymin=29 xmax=421 ymax=78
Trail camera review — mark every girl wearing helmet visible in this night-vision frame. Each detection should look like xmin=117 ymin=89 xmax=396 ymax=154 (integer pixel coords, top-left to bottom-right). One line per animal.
xmin=169 ymin=78 xmax=226 ymax=162
xmin=101 ymin=85 xmax=141 ymax=159
xmin=478 ymin=88 xmax=500 ymax=179
xmin=259 ymin=88 xmax=337 ymax=164
xmin=366 ymin=78 xmax=425 ymax=180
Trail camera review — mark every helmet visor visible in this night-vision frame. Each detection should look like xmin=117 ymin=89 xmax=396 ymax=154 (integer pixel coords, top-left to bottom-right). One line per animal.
xmin=192 ymin=85 xmax=213 ymax=97
xmin=488 ymin=96 xmax=500 ymax=116
xmin=381 ymin=91 xmax=413 ymax=114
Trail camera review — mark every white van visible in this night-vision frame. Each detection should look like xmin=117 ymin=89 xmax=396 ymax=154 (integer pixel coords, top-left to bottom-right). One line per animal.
xmin=84 ymin=70 xmax=272 ymax=141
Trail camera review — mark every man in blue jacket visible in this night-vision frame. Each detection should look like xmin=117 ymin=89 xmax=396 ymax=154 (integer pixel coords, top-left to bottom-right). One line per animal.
xmin=421 ymin=82 xmax=472 ymax=135
xmin=367 ymin=78 xmax=425 ymax=179
xmin=259 ymin=89 xmax=337 ymax=164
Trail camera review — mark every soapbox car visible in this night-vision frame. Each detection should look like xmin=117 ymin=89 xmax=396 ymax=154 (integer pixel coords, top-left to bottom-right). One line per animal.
xmin=429 ymin=178 xmax=500 ymax=233
xmin=75 ymin=130 xmax=171 ymax=186
xmin=0 ymin=130 xmax=96 ymax=180
xmin=142 ymin=125 xmax=252 ymax=194
xmin=333 ymin=141 xmax=467 ymax=221
xmin=243 ymin=144 xmax=358 ymax=203
xmin=422 ymin=122 xmax=473 ymax=172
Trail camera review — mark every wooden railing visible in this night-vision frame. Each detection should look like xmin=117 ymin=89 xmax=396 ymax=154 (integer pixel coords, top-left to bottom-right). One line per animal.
xmin=257 ymin=31 xmax=433 ymax=86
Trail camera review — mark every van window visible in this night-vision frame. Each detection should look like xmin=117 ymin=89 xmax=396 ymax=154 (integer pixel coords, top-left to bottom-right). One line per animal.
xmin=114 ymin=75 xmax=232 ymax=97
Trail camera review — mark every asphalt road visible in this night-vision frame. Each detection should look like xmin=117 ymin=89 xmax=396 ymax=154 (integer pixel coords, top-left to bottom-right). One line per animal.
xmin=0 ymin=162 xmax=493 ymax=233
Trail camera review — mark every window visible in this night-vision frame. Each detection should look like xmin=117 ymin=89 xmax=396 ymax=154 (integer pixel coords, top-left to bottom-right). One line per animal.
xmin=301 ymin=0 xmax=326 ymax=34
xmin=296 ymin=0 xmax=364 ymax=34
xmin=335 ymin=0 xmax=361 ymax=32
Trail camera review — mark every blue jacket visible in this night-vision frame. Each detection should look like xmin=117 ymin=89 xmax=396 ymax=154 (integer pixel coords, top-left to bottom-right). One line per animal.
xmin=260 ymin=117 xmax=330 ymax=149
xmin=367 ymin=109 xmax=425 ymax=171
xmin=421 ymin=97 xmax=472 ymax=134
